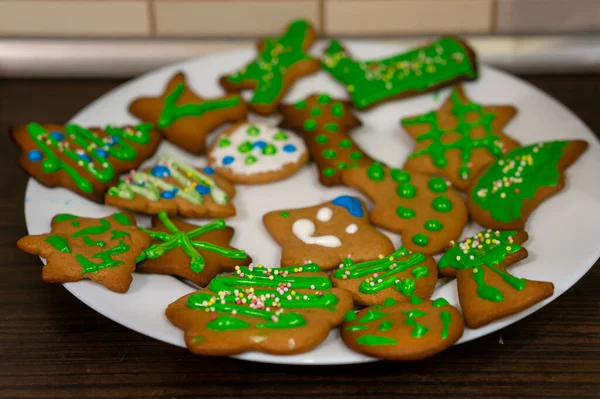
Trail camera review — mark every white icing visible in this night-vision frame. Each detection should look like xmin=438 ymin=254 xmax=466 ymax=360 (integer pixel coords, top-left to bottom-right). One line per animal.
xmin=316 ymin=207 xmax=333 ymax=222
xmin=345 ymin=224 xmax=358 ymax=234
xmin=291 ymin=219 xmax=342 ymax=248
xmin=210 ymin=122 xmax=306 ymax=176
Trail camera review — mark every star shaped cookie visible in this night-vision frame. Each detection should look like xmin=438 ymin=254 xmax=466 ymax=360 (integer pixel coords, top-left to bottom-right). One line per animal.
xmin=129 ymin=72 xmax=248 ymax=154
xmin=402 ymin=85 xmax=520 ymax=191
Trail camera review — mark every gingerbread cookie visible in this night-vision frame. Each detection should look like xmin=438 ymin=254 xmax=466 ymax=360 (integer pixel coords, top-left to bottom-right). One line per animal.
xmin=17 ymin=213 xmax=150 ymax=293
xmin=279 ymin=93 xmax=375 ymax=186
xmin=322 ymin=37 xmax=478 ymax=110
xmin=438 ymin=229 xmax=554 ymax=328
xmin=468 ymin=140 xmax=588 ymax=230
xmin=342 ymin=163 xmax=467 ymax=254
xmin=207 ymin=122 xmax=309 ymax=184
xmin=11 ymin=123 xmax=161 ymax=203
xmin=219 ymin=19 xmax=320 ymax=116
xmin=129 ymin=72 xmax=247 ymax=154
xmin=341 ymin=295 xmax=464 ymax=361
xmin=402 ymin=85 xmax=519 ymax=191
xmin=105 ymin=155 xmax=237 ymax=219
xmin=331 ymin=246 xmax=437 ymax=306
xmin=166 ymin=263 xmax=353 ymax=355
xmin=263 ymin=195 xmax=394 ymax=271
xmin=136 ymin=211 xmax=250 ymax=287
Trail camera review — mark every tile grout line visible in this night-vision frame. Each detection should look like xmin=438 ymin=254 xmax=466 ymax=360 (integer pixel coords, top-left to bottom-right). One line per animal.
xmin=490 ymin=0 xmax=499 ymax=33
xmin=319 ymin=0 xmax=326 ymax=35
xmin=147 ymin=0 xmax=157 ymax=38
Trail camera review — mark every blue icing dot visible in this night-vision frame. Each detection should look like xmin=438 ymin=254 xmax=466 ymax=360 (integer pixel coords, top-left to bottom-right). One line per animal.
xmin=203 ymin=166 xmax=215 ymax=175
xmin=161 ymin=190 xmax=175 ymax=199
xmin=111 ymin=136 xmax=120 ymax=143
xmin=332 ymin=195 xmax=364 ymax=217
xmin=94 ymin=148 xmax=108 ymax=159
xmin=172 ymin=187 xmax=179 ymax=194
xmin=49 ymin=131 xmax=65 ymax=141
xmin=253 ymin=140 xmax=268 ymax=150
xmin=283 ymin=144 xmax=297 ymax=153
xmin=78 ymin=153 xmax=92 ymax=162
xmin=28 ymin=149 xmax=43 ymax=162
xmin=195 ymin=185 xmax=211 ymax=195
xmin=223 ymin=155 xmax=235 ymax=165
xmin=151 ymin=165 xmax=170 ymax=178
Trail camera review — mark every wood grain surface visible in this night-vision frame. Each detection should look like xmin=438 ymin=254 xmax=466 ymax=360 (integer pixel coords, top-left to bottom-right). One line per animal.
xmin=0 ymin=75 xmax=599 ymax=399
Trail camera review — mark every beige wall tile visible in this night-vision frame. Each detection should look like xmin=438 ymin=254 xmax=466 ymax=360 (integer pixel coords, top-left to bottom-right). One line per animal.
xmin=324 ymin=0 xmax=492 ymax=35
xmin=497 ymin=0 xmax=600 ymax=33
xmin=0 ymin=1 xmax=150 ymax=37
xmin=155 ymin=0 xmax=319 ymax=37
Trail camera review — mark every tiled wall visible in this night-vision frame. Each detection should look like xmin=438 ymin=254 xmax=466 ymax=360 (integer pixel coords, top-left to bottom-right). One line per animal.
xmin=0 ymin=0 xmax=598 ymax=37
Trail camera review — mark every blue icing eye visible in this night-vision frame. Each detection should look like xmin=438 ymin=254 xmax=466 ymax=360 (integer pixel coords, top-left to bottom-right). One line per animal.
xmin=161 ymin=190 xmax=175 ymax=199
xmin=332 ymin=195 xmax=364 ymax=217
xmin=223 ymin=155 xmax=235 ymax=165
xmin=151 ymin=165 xmax=170 ymax=178
xmin=28 ymin=149 xmax=43 ymax=162
xmin=253 ymin=140 xmax=268 ymax=150
xmin=283 ymin=144 xmax=297 ymax=153
xmin=195 ymin=185 xmax=211 ymax=195
xmin=203 ymin=166 xmax=215 ymax=175
xmin=78 ymin=153 xmax=92 ymax=162
xmin=49 ymin=131 xmax=65 ymax=141
xmin=94 ymin=148 xmax=108 ymax=159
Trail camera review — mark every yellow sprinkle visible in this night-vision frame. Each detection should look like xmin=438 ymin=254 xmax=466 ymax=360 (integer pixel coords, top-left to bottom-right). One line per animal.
xmin=505 ymin=246 xmax=511 ymax=251
xmin=485 ymin=239 xmax=491 ymax=244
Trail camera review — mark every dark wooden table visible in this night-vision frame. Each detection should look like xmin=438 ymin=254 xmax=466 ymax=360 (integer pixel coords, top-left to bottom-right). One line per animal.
xmin=1 ymin=75 xmax=599 ymax=399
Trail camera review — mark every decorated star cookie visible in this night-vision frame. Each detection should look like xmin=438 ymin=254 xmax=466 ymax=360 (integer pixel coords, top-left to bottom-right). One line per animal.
xmin=402 ymin=85 xmax=520 ymax=191
xmin=129 ymin=72 xmax=247 ymax=154
xmin=341 ymin=163 xmax=468 ymax=254
xmin=341 ymin=295 xmax=464 ymax=361
xmin=207 ymin=122 xmax=309 ymax=184
xmin=136 ymin=212 xmax=250 ymax=287
xmin=219 ymin=19 xmax=320 ymax=115
xmin=468 ymin=140 xmax=588 ymax=230
xmin=105 ymin=155 xmax=237 ymax=219
xmin=11 ymin=123 xmax=161 ymax=203
xmin=279 ymin=93 xmax=375 ymax=186
xmin=263 ymin=195 xmax=394 ymax=271
xmin=331 ymin=247 xmax=438 ymax=306
xmin=322 ymin=37 xmax=478 ymax=110
xmin=439 ymin=229 xmax=554 ymax=328
xmin=166 ymin=263 xmax=353 ymax=355
xmin=17 ymin=213 xmax=150 ymax=293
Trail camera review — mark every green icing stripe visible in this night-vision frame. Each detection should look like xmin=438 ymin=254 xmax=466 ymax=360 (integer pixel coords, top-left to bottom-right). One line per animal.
xmin=356 ymin=334 xmax=398 ymax=346
xmin=44 ymin=235 xmax=71 ymax=253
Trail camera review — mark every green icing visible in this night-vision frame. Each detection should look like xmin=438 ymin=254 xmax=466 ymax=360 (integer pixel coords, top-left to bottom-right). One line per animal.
xmin=157 ymin=82 xmax=240 ymax=128
xmin=367 ymin=162 xmax=385 ymax=181
xmin=412 ymin=234 xmax=429 ymax=247
xmin=428 ymin=177 xmax=448 ymax=193
xmin=358 ymin=309 xmax=389 ymax=323
xmin=26 ymin=122 xmax=153 ymax=193
xmin=432 ymin=297 xmax=449 ymax=308
xmin=398 ymin=278 xmax=416 ymax=295
xmin=471 ymin=141 xmax=569 ymax=223
xmin=53 ymin=214 xmax=79 ymax=222
xmin=424 ymin=219 xmax=443 ymax=232
xmin=334 ymin=247 xmax=427 ymax=295
xmin=440 ymin=310 xmax=451 ymax=339
xmin=225 ymin=19 xmax=315 ymax=106
xmin=378 ymin=321 xmax=393 ymax=331
xmin=206 ymin=316 xmax=250 ymax=331
xmin=403 ymin=87 xmax=504 ymax=181
xmin=344 ymin=310 xmax=358 ymax=322
xmin=137 ymin=211 xmax=246 ymax=273
xmin=72 ymin=218 xmax=111 ymax=238
xmin=322 ymin=37 xmax=476 ymax=109
xmin=402 ymin=309 xmax=429 ymax=338
xmin=356 ymin=334 xmax=398 ymax=346
xmin=112 ymin=213 xmax=131 ymax=226
xmin=76 ymin=239 xmax=129 ymax=274
xmin=432 ymin=195 xmax=452 ymax=212
xmin=383 ymin=297 xmax=397 ymax=307
xmin=82 ymin=236 xmax=106 ymax=248
xmin=346 ymin=325 xmax=369 ymax=332
xmin=44 ymin=235 xmax=71 ymax=253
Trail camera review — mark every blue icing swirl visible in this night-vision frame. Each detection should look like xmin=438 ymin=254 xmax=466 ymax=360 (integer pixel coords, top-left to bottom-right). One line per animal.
xmin=161 ymin=190 xmax=175 ymax=199
xmin=283 ymin=144 xmax=297 ymax=153
xmin=28 ymin=149 xmax=43 ymax=162
xmin=77 ymin=153 xmax=92 ymax=162
xmin=253 ymin=140 xmax=267 ymax=150
xmin=332 ymin=195 xmax=364 ymax=217
xmin=195 ymin=185 xmax=211 ymax=195
xmin=94 ymin=148 xmax=108 ymax=159
xmin=151 ymin=165 xmax=170 ymax=178
xmin=49 ymin=131 xmax=65 ymax=141
xmin=203 ymin=166 xmax=215 ymax=175
xmin=223 ymin=155 xmax=235 ymax=165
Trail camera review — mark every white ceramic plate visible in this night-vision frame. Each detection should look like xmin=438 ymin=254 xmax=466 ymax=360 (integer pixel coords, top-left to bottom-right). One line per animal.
xmin=23 ymin=41 xmax=600 ymax=365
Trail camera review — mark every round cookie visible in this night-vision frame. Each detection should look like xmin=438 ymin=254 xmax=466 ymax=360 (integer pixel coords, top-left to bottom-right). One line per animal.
xmin=341 ymin=296 xmax=464 ymax=361
xmin=208 ymin=122 xmax=309 ymax=184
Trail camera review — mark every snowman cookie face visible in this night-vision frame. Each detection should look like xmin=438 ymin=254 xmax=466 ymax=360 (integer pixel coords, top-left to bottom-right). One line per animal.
xmin=208 ymin=122 xmax=309 ymax=184
xmin=263 ymin=195 xmax=395 ymax=271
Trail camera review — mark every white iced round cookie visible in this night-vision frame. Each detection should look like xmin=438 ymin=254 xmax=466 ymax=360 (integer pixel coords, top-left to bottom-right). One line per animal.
xmin=208 ymin=122 xmax=309 ymax=184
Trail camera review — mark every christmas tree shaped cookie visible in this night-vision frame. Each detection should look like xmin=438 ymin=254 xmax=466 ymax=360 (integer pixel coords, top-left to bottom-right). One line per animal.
xmin=341 ymin=163 xmax=468 ymax=254
xmin=341 ymin=295 xmax=464 ymax=361
xmin=402 ymin=85 xmax=520 ymax=191
xmin=166 ymin=263 xmax=353 ymax=355
xmin=279 ymin=93 xmax=375 ymax=186
xmin=439 ymin=229 xmax=554 ymax=328
xmin=220 ymin=19 xmax=320 ymax=115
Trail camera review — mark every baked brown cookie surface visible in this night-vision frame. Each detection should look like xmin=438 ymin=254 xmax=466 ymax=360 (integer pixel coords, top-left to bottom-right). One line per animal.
xmin=341 ymin=295 xmax=464 ymax=361
xmin=11 ymin=123 xmax=161 ymax=202
xmin=166 ymin=263 xmax=353 ymax=356
xmin=17 ymin=212 xmax=150 ymax=293
xmin=263 ymin=196 xmax=394 ymax=271
xmin=105 ymin=155 xmax=237 ymax=219
xmin=136 ymin=212 xmax=250 ymax=287
xmin=129 ymin=72 xmax=247 ymax=154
